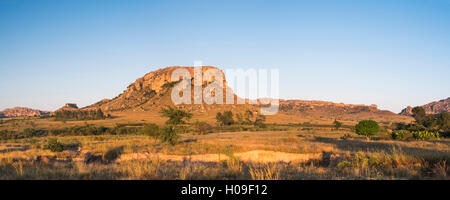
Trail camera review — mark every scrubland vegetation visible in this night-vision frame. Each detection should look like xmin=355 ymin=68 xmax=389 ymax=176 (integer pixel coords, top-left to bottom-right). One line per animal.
xmin=54 ymin=109 xmax=107 ymax=121
xmin=0 ymin=107 xmax=448 ymax=180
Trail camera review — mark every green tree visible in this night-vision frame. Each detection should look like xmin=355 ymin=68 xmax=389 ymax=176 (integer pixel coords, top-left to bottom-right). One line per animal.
xmin=355 ymin=120 xmax=380 ymax=140
xmin=436 ymin=112 xmax=450 ymax=133
xmin=160 ymin=107 xmax=192 ymax=125
xmin=333 ymin=120 xmax=342 ymax=130
xmin=140 ymin=123 xmax=160 ymax=141
xmin=422 ymin=114 xmax=436 ymax=129
xmin=412 ymin=107 xmax=426 ymax=125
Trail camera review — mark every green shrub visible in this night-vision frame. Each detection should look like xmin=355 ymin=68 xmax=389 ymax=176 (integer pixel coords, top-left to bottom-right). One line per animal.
xmin=333 ymin=120 xmax=342 ymax=130
xmin=0 ymin=130 xmax=18 ymax=140
xmin=192 ymin=121 xmax=212 ymax=135
xmin=44 ymin=138 xmax=65 ymax=152
xmin=355 ymin=120 xmax=380 ymax=139
xmin=21 ymin=128 xmax=47 ymax=138
xmin=216 ymin=111 xmax=235 ymax=126
xmin=159 ymin=126 xmax=179 ymax=145
xmin=391 ymin=130 xmax=412 ymax=140
xmin=407 ymin=124 xmax=427 ymax=132
xmin=140 ymin=123 xmax=160 ymax=140
xmin=0 ymin=129 xmax=48 ymax=140
xmin=254 ymin=115 xmax=267 ymax=128
xmin=102 ymin=146 xmax=124 ymax=163
xmin=112 ymin=126 xmax=140 ymax=135
xmin=412 ymin=131 xmax=439 ymax=140
xmin=340 ymin=134 xmax=353 ymax=140
xmin=50 ymin=125 xmax=112 ymax=136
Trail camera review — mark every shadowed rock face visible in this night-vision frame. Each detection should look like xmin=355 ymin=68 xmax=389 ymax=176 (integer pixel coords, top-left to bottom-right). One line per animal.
xmin=400 ymin=97 xmax=450 ymax=116
xmin=0 ymin=107 xmax=50 ymax=118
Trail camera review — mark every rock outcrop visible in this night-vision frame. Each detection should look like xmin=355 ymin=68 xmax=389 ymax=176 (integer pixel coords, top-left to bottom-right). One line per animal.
xmin=400 ymin=97 xmax=450 ymax=116
xmin=83 ymin=66 xmax=411 ymax=122
xmin=56 ymin=103 xmax=79 ymax=111
xmin=88 ymin=66 xmax=233 ymax=112
xmin=0 ymin=107 xmax=50 ymax=118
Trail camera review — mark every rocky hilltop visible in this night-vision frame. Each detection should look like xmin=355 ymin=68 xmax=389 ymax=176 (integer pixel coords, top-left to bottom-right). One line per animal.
xmin=82 ymin=66 xmax=412 ymax=123
xmin=0 ymin=107 xmax=50 ymax=118
xmin=400 ymin=97 xmax=450 ymax=116
xmin=86 ymin=66 xmax=240 ymax=112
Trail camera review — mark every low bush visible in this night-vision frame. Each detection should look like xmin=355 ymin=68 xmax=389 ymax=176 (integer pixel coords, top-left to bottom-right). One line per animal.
xmin=340 ymin=134 xmax=353 ymax=140
xmin=44 ymin=138 xmax=65 ymax=152
xmin=49 ymin=124 xmax=139 ymax=136
xmin=192 ymin=121 xmax=213 ymax=135
xmin=412 ymin=131 xmax=439 ymax=140
xmin=103 ymin=146 xmax=124 ymax=163
xmin=0 ymin=129 xmax=47 ymax=140
xmin=159 ymin=126 xmax=179 ymax=145
xmin=216 ymin=111 xmax=235 ymax=126
xmin=391 ymin=130 xmax=413 ymax=140
xmin=112 ymin=126 xmax=140 ymax=135
xmin=333 ymin=120 xmax=343 ymax=130
xmin=139 ymin=123 xmax=160 ymax=140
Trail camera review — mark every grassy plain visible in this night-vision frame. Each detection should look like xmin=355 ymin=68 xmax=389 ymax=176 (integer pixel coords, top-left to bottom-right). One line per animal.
xmin=0 ymin=114 xmax=448 ymax=180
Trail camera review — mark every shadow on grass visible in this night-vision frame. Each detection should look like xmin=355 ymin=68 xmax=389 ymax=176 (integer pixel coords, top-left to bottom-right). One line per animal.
xmin=180 ymin=138 xmax=198 ymax=144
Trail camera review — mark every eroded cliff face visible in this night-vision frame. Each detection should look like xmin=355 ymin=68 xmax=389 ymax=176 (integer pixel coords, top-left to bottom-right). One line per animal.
xmin=0 ymin=107 xmax=50 ymax=118
xmin=129 ymin=66 xmax=223 ymax=93
xmin=88 ymin=66 xmax=231 ymax=112
xmin=400 ymin=97 xmax=450 ymax=116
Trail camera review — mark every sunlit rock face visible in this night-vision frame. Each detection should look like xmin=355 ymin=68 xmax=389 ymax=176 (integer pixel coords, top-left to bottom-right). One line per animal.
xmin=400 ymin=97 xmax=450 ymax=116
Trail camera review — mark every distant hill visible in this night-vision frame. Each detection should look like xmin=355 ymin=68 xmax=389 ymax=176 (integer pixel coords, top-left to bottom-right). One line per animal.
xmin=400 ymin=97 xmax=450 ymax=116
xmin=279 ymin=100 xmax=411 ymax=122
xmin=85 ymin=66 xmax=255 ymax=114
xmin=83 ymin=66 xmax=411 ymax=123
xmin=55 ymin=103 xmax=79 ymax=112
xmin=0 ymin=107 xmax=50 ymax=118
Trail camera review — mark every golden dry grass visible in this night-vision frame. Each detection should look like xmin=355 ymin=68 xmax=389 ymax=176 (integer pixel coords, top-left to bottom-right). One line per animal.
xmin=0 ymin=113 xmax=447 ymax=180
xmin=0 ymin=127 xmax=448 ymax=180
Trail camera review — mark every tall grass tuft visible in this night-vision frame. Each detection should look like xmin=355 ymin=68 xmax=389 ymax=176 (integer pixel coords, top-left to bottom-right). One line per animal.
xmin=249 ymin=164 xmax=281 ymax=180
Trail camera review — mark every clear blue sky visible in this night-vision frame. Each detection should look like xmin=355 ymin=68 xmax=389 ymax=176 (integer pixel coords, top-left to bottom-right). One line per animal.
xmin=1 ymin=0 xmax=449 ymax=112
